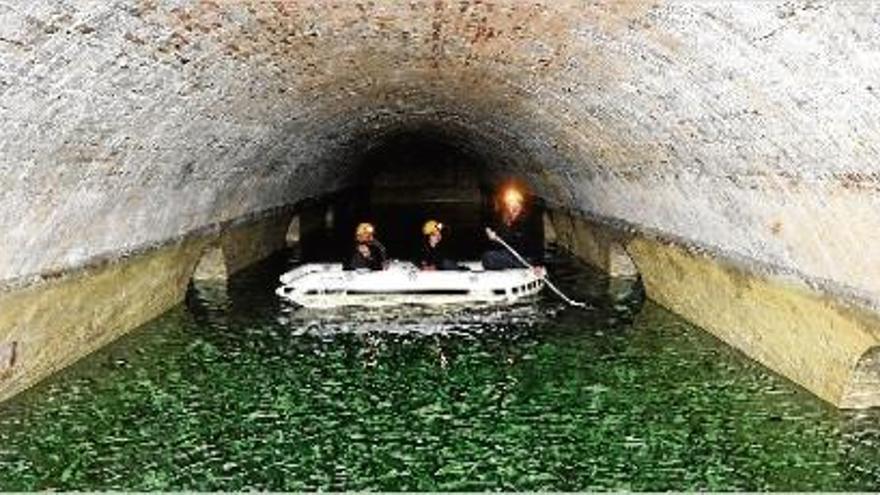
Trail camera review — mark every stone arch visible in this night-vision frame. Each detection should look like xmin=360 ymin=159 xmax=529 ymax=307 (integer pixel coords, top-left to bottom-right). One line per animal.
xmin=0 ymin=0 xmax=879 ymax=409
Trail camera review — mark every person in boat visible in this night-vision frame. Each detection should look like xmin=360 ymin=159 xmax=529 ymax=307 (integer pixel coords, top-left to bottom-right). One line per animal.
xmin=419 ymin=219 xmax=465 ymax=271
xmin=349 ymin=222 xmax=388 ymax=270
xmin=482 ymin=187 xmax=542 ymax=271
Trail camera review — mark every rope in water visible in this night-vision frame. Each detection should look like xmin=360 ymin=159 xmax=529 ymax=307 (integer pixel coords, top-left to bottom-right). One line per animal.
xmin=487 ymin=229 xmax=590 ymax=309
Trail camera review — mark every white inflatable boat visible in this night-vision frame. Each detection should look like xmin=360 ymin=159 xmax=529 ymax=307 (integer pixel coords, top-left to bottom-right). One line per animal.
xmin=276 ymin=260 xmax=545 ymax=308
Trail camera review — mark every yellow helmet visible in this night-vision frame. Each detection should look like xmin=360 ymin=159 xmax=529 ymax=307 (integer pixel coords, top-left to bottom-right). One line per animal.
xmin=422 ymin=220 xmax=443 ymax=236
xmin=355 ymin=222 xmax=375 ymax=240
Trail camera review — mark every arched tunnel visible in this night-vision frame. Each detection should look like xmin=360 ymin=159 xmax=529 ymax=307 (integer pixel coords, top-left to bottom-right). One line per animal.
xmin=2 ymin=0 xmax=880 ymax=415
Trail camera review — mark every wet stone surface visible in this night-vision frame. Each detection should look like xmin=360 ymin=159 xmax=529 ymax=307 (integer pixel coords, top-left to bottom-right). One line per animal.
xmin=0 ymin=249 xmax=878 ymax=490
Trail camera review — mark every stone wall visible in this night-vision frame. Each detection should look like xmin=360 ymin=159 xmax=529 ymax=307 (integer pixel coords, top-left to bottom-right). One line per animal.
xmin=2 ymin=1 xmax=880 ymax=406
xmin=0 ymin=237 xmax=205 ymax=402
xmin=627 ymin=230 xmax=880 ymax=409
xmin=551 ymin=211 xmax=880 ymax=408
xmin=0 ymin=210 xmax=292 ymax=401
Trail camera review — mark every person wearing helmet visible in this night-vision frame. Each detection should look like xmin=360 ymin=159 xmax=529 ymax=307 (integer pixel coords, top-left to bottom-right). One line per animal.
xmin=349 ymin=222 xmax=388 ymax=270
xmin=419 ymin=220 xmax=463 ymax=271
xmin=482 ymin=186 xmax=539 ymax=270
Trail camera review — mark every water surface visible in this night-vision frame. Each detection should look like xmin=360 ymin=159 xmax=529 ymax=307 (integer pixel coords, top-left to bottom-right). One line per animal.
xmin=0 ymin=250 xmax=878 ymax=490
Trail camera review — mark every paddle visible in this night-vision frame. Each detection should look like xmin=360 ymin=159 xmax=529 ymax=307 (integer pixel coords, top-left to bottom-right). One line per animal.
xmin=485 ymin=228 xmax=591 ymax=309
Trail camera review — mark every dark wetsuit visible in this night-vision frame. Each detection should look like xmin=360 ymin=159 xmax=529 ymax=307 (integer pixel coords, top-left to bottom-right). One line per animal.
xmin=482 ymin=217 xmax=536 ymax=270
xmin=420 ymin=240 xmax=463 ymax=270
xmin=349 ymin=239 xmax=387 ymax=270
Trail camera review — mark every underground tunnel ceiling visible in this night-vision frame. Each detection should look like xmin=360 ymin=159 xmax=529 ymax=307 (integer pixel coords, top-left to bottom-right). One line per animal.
xmin=1 ymin=0 xmax=879 ymax=310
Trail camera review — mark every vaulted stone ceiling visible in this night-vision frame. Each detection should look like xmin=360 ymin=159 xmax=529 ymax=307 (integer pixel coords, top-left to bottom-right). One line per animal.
xmin=2 ymin=1 xmax=878 ymax=311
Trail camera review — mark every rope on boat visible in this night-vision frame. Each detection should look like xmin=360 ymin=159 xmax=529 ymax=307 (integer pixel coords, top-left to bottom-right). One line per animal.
xmin=487 ymin=229 xmax=591 ymax=309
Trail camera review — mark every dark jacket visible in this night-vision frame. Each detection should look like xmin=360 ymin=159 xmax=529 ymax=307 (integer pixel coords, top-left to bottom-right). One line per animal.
xmin=490 ymin=217 xmax=536 ymax=261
xmin=420 ymin=240 xmax=460 ymax=270
xmin=481 ymin=214 xmax=542 ymax=270
xmin=349 ymin=239 xmax=387 ymax=270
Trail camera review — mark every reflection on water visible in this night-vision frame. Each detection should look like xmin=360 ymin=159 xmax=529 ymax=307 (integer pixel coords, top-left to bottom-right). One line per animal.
xmin=278 ymin=302 xmax=563 ymax=337
xmin=0 ymin=248 xmax=879 ymax=490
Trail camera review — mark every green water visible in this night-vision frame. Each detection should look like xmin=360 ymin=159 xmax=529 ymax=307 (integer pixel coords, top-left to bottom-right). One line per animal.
xmin=1 ymin=250 xmax=879 ymax=491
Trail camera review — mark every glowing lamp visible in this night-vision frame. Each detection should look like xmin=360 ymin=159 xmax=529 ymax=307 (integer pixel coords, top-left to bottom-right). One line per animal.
xmin=502 ymin=187 xmax=524 ymax=206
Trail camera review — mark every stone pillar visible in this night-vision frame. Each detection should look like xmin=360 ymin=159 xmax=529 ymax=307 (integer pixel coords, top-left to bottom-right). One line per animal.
xmin=286 ymin=215 xmax=301 ymax=246
xmin=192 ymin=245 xmax=228 ymax=282
xmin=548 ymin=210 xmax=638 ymax=279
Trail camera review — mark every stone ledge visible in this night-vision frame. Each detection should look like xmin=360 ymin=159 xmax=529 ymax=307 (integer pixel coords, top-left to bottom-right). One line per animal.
xmin=549 ymin=209 xmax=880 ymax=408
xmin=0 ymin=237 xmax=206 ymax=403
xmin=0 ymin=209 xmax=295 ymax=404
xmin=626 ymin=236 xmax=880 ymax=409
xmin=0 ymin=203 xmax=300 ymax=295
